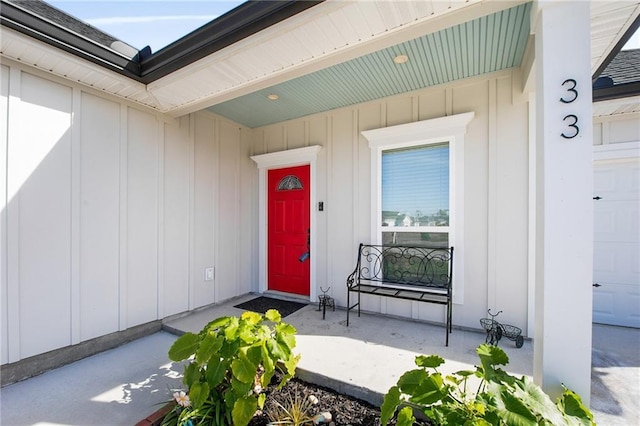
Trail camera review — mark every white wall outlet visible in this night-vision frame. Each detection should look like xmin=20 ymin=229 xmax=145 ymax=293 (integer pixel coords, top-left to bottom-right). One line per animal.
xmin=205 ymin=267 xmax=214 ymax=281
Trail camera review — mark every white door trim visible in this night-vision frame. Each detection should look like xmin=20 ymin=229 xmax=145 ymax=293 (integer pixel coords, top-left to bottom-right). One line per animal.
xmin=251 ymin=145 xmax=322 ymax=300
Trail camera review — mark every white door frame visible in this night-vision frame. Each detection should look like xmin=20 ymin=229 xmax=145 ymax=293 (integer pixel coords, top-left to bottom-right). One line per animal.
xmin=251 ymin=145 xmax=322 ymax=301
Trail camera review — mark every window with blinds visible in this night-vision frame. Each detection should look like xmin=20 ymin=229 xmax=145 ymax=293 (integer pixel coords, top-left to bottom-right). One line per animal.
xmin=381 ymin=143 xmax=450 ymax=248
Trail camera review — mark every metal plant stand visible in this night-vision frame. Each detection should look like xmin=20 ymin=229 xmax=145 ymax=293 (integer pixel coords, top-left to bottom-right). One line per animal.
xmin=480 ymin=310 xmax=524 ymax=348
xmin=317 ymin=287 xmax=335 ymax=320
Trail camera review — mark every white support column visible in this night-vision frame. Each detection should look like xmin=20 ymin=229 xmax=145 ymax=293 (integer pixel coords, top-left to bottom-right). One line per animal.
xmin=533 ymin=1 xmax=593 ymax=403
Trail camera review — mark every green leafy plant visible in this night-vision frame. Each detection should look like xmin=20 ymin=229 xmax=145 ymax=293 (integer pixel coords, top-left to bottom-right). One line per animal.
xmin=267 ymin=392 xmax=319 ymax=425
xmin=381 ymin=344 xmax=595 ymax=426
xmin=163 ymin=309 xmax=300 ymax=426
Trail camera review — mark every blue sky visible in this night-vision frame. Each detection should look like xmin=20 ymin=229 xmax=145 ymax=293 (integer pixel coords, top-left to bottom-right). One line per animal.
xmin=48 ymin=1 xmax=245 ymax=53
xmin=48 ymin=1 xmax=640 ymax=55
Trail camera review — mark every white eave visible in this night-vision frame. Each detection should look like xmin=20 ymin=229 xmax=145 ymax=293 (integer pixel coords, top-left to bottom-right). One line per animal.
xmin=1 ymin=0 xmax=638 ymax=119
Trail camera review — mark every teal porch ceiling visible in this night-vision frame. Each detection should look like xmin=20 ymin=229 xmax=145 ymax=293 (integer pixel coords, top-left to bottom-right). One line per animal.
xmin=208 ymin=2 xmax=532 ymax=128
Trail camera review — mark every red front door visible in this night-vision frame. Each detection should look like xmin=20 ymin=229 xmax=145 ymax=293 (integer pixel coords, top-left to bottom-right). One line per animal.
xmin=268 ymin=165 xmax=310 ymax=296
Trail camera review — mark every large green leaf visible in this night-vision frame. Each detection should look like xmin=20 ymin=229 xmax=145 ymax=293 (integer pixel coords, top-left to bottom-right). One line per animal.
xmin=267 ymin=336 xmax=292 ymax=360
xmin=415 ymin=354 xmax=445 ymax=369
xmin=510 ymin=377 xmax=566 ymax=425
xmin=397 ymin=369 xmax=428 ymax=394
xmin=260 ymin=342 xmax=275 ymax=373
xmin=380 ymin=386 xmax=401 ymax=426
xmin=557 ymin=389 xmax=595 ymax=426
xmin=275 ymin=322 xmax=296 ymax=335
xmin=397 ymin=406 xmax=416 ymax=426
xmin=231 ymin=375 xmax=252 ymax=396
xmin=220 ymin=339 xmax=240 ymax=359
xmin=238 ymin=323 xmax=256 ymax=344
xmin=205 ymin=316 xmax=231 ymax=332
xmin=196 ymin=334 xmax=223 ymax=365
xmin=241 ymin=310 xmax=262 ymax=326
xmin=232 ymin=350 xmax=258 ymax=383
xmin=496 ymin=388 xmax=538 ymax=426
xmin=168 ymin=332 xmax=200 ymax=361
xmin=265 ymin=309 xmax=281 ymax=323
xmin=188 ymin=381 xmax=210 ymax=409
xmin=260 ymin=368 xmax=274 ymax=389
xmin=477 ymin=344 xmax=514 ymax=384
xmin=206 ymin=357 xmax=229 ymax=388
xmin=275 ymin=324 xmax=297 ymax=352
xmin=477 ymin=344 xmax=509 ymax=368
xmin=182 ymin=363 xmax=201 ymax=388
xmin=410 ymin=373 xmax=447 ymax=405
xmin=232 ymin=396 xmax=258 ymax=426
xmin=224 ymin=316 xmax=240 ymax=340
xmin=257 ymin=392 xmax=266 ymax=410
xmin=246 ymin=345 xmax=263 ymax=366
xmin=276 ymin=353 xmax=301 ymax=389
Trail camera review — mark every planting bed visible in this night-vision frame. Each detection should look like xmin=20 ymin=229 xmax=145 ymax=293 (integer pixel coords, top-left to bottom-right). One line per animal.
xmin=247 ymin=372 xmax=431 ymax=426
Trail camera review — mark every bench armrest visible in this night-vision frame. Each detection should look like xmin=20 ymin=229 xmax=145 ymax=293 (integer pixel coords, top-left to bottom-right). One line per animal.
xmin=346 ymin=266 xmax=358 ymax=289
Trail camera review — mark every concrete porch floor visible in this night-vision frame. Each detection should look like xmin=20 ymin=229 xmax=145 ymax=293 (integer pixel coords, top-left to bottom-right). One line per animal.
xmin=1 ymin=293 xmax=638 ymax=425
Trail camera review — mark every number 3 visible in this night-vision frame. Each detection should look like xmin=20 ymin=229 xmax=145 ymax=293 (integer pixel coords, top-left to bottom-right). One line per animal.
xmin=561 ymin=114 xmax=579 ymax=139
xmin=560 ymin=79 xmax=578 ymax=103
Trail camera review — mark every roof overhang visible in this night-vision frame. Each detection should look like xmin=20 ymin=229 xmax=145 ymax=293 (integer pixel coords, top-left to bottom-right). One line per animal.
xmin=1 ymin=0 xmax=639 ymax=124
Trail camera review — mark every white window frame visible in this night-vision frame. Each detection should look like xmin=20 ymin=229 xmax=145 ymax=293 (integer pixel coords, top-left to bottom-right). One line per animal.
xmin=361 ymin=112 xmax=474 ymax=304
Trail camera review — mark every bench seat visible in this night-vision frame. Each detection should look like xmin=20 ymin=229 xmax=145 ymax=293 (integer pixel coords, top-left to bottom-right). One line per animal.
xmin=346 ymin=244 xmax=454 ymax=346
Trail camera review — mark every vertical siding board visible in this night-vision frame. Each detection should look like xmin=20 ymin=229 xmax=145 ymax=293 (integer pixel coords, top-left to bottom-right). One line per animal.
xmin=70 ymin=88 xmax=81 ymax=344
xmin=157 ymin=119 xmax=165 ymax=318
xmin=386 ymin=97 xmax=413 ymax=128
xmin=451 ymin=79 xmax=490 ymax=326
xmin=126 ymin=108 xmax=159 ymax=327
xmin=286 ymin=122 xmax=306 ymax=150
xmin=265 ymin=127 xmax=285 ymax=153
xmin=79 ymin=93 xmax=120 ymax=340
xmin=418 ymin=89 xmax=447 ymax=121
xmin=309 ymin=116 xmax=328 ymax=296
xmin=495 ymin=76 xmax=529 ymax=329
xmin=118 ymin=105 xmax=128 ymax=330
xmin=0 ymin=65 xmax=9 ymax=364
xmin=163 ymin=117 xmax=190 ymax=316
xmin=239 ymin=126 xmax=255 ymax=295
xmin=6 ymin=66 xmax=21 ymax=363
xmin=193 ymin=114 xmax=215 ymax=308
xmin=217 ymin=121 xmax=240 ymax=302
xmin=17 ymin=73 xmax=73 ymax=358
xmin=487 ymin=79 xmax=498 ymax=310
xmin=328 ymin=111 xmax=355 ymax=307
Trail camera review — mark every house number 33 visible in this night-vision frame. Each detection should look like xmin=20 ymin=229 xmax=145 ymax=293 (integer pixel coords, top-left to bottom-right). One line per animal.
xmin=560 ymin=79 xmax=579 ymax=139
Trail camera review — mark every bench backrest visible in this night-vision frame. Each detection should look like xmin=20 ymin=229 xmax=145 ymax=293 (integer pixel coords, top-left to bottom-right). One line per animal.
xmin=354 ymin=244 xmax=453 ymax=290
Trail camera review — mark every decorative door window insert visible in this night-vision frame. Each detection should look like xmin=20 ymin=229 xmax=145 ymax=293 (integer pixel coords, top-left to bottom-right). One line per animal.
xmin=277 ymin=175 xmax=303 ymax=191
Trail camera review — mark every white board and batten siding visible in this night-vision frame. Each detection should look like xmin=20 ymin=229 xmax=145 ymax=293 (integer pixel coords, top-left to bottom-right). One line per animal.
xmin=593 ymin=115 xmax=640 ymax=328
xmin=0 ymin=62 xmax=251 ymax=365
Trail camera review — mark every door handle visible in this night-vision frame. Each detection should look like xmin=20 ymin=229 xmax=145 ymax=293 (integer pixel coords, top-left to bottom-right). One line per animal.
xmin=299 ymin=228 xmax=310 ymax=262
xmin=593 ymin=283 xmax=601 ymax=288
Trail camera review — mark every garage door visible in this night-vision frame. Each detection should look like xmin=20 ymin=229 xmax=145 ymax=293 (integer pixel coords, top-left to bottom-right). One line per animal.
xmin=593 ymin=157 xmax=640 ymax=328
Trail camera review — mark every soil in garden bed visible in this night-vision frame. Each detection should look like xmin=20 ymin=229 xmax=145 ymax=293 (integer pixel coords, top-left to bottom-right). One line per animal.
xmin=248 ymin=372 xmax=431 ymax=426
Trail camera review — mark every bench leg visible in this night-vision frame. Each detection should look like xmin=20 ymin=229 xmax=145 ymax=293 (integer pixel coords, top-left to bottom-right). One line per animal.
xmin=445 ymin=299 xmax=453 ymax=347
xmin=346 ymin=290 xmax=350 ymax=326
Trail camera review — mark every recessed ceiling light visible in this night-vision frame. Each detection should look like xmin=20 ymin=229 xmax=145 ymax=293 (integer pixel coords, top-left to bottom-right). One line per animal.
xmin=393 ymin=54 xmax=409 ymax=64
xmin=267 ymin=94 xmax=279 ymax=100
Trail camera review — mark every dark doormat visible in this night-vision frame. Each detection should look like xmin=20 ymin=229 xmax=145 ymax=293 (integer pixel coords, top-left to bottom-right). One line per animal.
xmin=234 ymin=296 xmax=308 ymax=318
